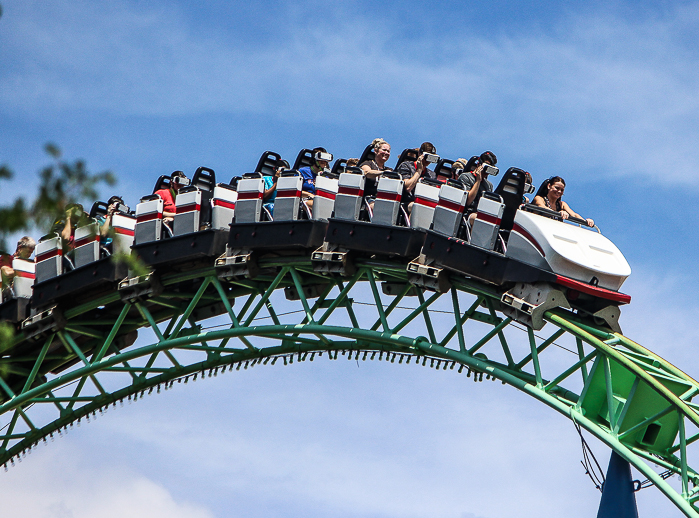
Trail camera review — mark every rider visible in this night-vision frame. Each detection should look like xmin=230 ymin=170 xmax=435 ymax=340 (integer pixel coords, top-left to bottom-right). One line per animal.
xmin=155 ymin=171 xmax=190 ymax=226
xmin=297 ymin=147 xmax=332 ymax=214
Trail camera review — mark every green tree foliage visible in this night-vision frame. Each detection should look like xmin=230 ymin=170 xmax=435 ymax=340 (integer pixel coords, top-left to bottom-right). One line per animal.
xmin=0 ymin=144 xmax=115 ymax=251
xmin=0 ymin=144 xmax=118 ymax=349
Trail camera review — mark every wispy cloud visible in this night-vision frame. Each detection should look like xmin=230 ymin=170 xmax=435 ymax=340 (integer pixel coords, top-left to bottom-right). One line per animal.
xmin=2 ymin=1 xmax=699 ymax=185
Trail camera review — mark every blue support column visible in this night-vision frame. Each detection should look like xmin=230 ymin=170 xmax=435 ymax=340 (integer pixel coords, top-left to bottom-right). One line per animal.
xmin=597 ymin=451 xmax=639 ymax=518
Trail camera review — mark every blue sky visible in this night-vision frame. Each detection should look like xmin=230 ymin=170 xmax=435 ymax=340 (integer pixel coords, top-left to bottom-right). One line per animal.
xmin=1 ymin=1 xmax=699 ymax=517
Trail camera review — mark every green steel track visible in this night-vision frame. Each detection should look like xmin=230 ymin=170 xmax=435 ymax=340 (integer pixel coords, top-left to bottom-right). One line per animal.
xmin=2 ymin=255 xmax=699 ymax=516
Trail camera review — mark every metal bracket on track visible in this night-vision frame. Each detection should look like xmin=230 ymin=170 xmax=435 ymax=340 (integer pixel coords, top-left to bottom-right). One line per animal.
xmin=501 ymin=282 xmax=570 ymax=330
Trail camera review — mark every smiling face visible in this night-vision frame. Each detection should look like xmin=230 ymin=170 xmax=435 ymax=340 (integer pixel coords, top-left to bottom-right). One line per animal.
xmin=375 ymin=143 xmax=391 ymax=165
xmin=548 ymin=181 xmax=565 ymax=199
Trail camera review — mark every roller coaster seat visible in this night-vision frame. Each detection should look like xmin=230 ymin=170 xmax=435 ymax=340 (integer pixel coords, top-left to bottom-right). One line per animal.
xmin=74 ymin=221 xmax=101 ymax=268
xmin=331 ymin=158 xmax=349 ymax=176
xmin=334 ymin=168 xmax=366 ymax=221
xmin=35 ymin=235 xmax=64 ymax=283
xmin=493 ymin=167 xmax=528 ymax=235
xmin=234 ymin=173 xmax=265 ymax=224
xmin=394 ymin=148 xmax=419 ymax=170
xmin=358 ymin=144 xmax=376 ymax=166
xmin=135 ymin=195 xmax=165 ymax=244
xmin=10 ymin=258 xmax=35 ymax=299
xmin=111 ymin=212 xmax=137 ymax=254
xmin=313 ymin=172 xmax=339 ymax=221
xmin=411 ymin=178 xmax=441 ymax=231
xmin=470 ymin=192 xmax=505 ymax=251
xmin=434 ymin=159 xmax=456 ymax=183
xmin=432 ymin=179 xmax=468 ymax=237
xmin=373 ymin=172 xmax=405 ymax=226
xmin=212 ymin=182 xmax=237 ymax=230
xmin=152 ymin=175 xmax=171 ymax=194
xmin=89 ymin=201 xmax=109 ymax=219
xmin=292 ymin=149 xmax=314 ymax=171
xmin=173 ymin=167 xmax=216 ymax=236
xmin=254 ymin=151 xmax=282 ymax=176
xmin=192 ymin=166 xmax=216 ymax=191
xmin=274 ymin=171 xmax=304 ymax=221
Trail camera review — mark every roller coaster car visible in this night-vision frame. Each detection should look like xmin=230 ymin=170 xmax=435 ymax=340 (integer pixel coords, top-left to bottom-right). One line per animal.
xmin=132 ymin=167 xmax=228 ymax=269
xmin=413 ymin=167 xmax=631 ymax=331
xmin=313 ymin=168 xmax=426 ymax=275
xmin=219 ymin=149 xmax=331 ymax=278
xmin=31 ymin=202 xmax=137 ymax=312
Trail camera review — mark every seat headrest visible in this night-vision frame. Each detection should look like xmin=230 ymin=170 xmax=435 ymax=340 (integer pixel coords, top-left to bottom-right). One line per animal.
xmin=192 ymin=166 xmax=216 ymax=191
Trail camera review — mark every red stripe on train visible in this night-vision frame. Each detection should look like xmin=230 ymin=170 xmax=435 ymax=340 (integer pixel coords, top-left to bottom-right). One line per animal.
xmin=237 ymin=191 xmax=263 ymax=200
xmin=136 ymin=212 xmax=163 ymax=223
xmin=36 ymin=248 xmax=63 ymax=263
xmin=114 ymin=226 xmax=135 ymax=236
xmin=437 ymin=198 xmax=464 ymax=212
xmin=74 ymin=235 xmax=99 ymax=248
xmin=338 ymin=186 xmax=364 ymax=197
xmin=276 ymin=189 xmax=302 ymax=198
xmin=376 ymin=191 xmax=402 ymax=202
xmin=415 ymin=196 xmax=438 ymax=208
xmin=511 ymin=223 xmax=546 ymax=258
xmin=213 ymin=199 xmax=236 ymax=210
xmin=316 ymin=189 xmax=336 ymax=200
xmin=176 ymin=203 xmax=201 ymax=214
xmin=475 ymin=213 xmax=502 ymax=226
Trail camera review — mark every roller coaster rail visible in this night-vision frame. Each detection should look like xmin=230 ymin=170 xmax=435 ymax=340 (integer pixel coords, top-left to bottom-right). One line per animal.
xmin=2 ymin=251 xmax=699 ymax=517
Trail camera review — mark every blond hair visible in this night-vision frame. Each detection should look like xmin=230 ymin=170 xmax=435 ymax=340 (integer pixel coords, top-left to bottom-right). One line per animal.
xmin=454 ymin=158 xmax=469 ymax=170
xmin=371 ymin=138 xmax=389 ymax=151
xmin=17 ymin=236 xmax=36 ymax=250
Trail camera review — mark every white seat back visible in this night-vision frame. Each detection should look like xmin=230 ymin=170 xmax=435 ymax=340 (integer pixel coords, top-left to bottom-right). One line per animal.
xmin=12 ymin=258 xmax=35 ymax=298
xmin=234 ymin=176 xmax=265 ymax=223
xmin=112 ymin=213 xmax=136 ymax=254
xmin=212 ymin=184 xmax=237 ymax=230
xmin=470 ymin=194 xmax=505 ymax=250
xmin=274 ymin=173 xmax=303 ymax=221
xmin=173 ymin=189 xmax=202 ymax=236
xmin=313 ymin=174 xmax=338 ymax=221
xmin=372 ymin=175 xmax=403 ymax=226
xmin=334 ymin=171 xmax=365 ymax=221
xmin=135 ymin=196 xmax=164 ymax=244
xmin=74 ymin=222 xmax=101 ymax=268
xmin=432 ymin=181 xmax=468 ymax=237
xmin=35 ymin=236 xmax=63 ymax=282
xmin=411 ymin=180 xmax=440 ymax=230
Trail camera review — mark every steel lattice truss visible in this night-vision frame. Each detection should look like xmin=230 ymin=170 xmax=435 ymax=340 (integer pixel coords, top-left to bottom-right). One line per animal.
xmin=2 ymin=256 xmax=699 ymax=516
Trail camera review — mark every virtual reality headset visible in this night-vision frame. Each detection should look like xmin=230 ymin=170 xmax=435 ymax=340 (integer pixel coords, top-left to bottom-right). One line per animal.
xmin=314 ymin=151 xmax=333 ymax=162
xmin=482 ymin=164 xmax=499 ymax=177
xmin=422 ymin=152 xmax=440 ymax=164
xmin=173 ymin=175 xmax=190 ymax=187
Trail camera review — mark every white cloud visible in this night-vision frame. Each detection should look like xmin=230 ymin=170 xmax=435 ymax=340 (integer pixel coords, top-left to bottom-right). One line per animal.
xmin=0 ymin=443 xmax=213 ymax=518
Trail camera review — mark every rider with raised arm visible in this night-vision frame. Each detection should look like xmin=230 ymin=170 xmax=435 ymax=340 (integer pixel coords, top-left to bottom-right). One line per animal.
xmin=396 ymin=141 xmax=438 ymax=213
xmin=457 ymin=151 xmax=498 ymax=228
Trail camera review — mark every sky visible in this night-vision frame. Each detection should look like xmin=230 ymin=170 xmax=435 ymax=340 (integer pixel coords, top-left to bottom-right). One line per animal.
xmin=1 ymin=0 xmax=699 ymax=516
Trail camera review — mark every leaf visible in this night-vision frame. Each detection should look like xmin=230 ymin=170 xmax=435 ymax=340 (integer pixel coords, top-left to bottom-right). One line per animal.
xmin=44 ymin=142 xmax=61 ymax=159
